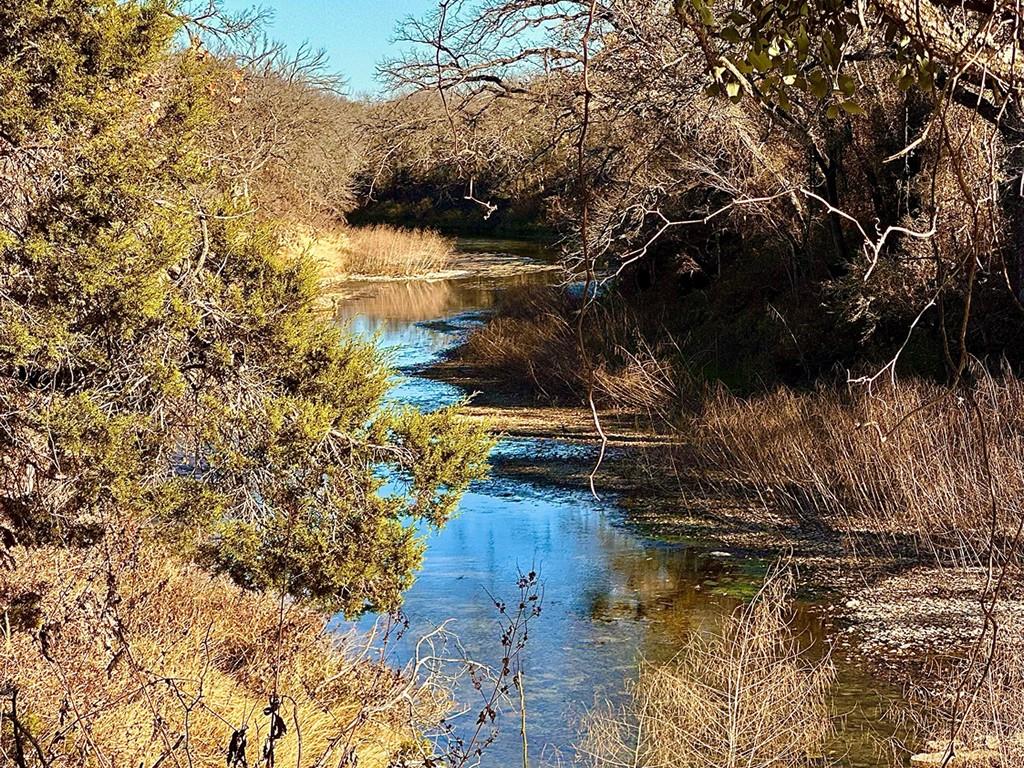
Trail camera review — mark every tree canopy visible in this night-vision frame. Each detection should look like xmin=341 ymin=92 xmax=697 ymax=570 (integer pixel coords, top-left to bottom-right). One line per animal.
xmin=0 ymin=0 xmax=492 ymax=616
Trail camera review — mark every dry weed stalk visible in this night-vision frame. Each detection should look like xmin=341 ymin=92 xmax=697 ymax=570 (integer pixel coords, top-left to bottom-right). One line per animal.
xmin=696 ymin=367 xmax=1024 ymax=561
xmin=393 ymin=570 xmax=543 ymax=768
xmin=0 ymin=530 xmax=450 ymax=768
xmin=907 ymin=640 xmax=1024 ymax=766
xmin=581 ymin=568 xmax=835 ymax=768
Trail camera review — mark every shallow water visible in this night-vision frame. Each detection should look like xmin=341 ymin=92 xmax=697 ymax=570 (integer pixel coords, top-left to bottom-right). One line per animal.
xmin=332 ymin=243 xmax=904 ymax=767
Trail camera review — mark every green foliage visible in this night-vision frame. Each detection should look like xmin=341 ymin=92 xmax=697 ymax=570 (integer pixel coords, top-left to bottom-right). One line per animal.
xmin=0 ymin=0 xmax=177 ymax=140
xmin=386 ymin=405 xmax=496 ymax=526
xmin=686 ymin=0 xmax=939 ymax=117
xmin=0 ymin=1 xmax=493 ymax=616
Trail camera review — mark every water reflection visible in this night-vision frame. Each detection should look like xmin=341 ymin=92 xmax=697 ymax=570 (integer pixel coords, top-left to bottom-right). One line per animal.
xmin=332 ymin=250 xmax=902 ymax=768
xmin=335 ymin=272 xmax=549 ymax=373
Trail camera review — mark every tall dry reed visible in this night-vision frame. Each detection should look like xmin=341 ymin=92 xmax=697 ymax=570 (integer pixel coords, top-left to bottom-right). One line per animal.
xmin=331 ymin=225 xmax=455 ymax=278
xmin=695 ymin=368 xmax=1024 ymax=561
xmin=456 ymin=285 xmax=680 ymax=413
xmin=283 ymin=224 xmax=455 ymax=279
xmin=907 ymin=640 xmax=1024 ymax=765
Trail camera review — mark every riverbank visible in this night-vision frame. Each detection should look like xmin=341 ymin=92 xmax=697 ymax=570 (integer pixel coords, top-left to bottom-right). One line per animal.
xmin=435 ymin=326 xmax=1024 ymax=619
xmin=417 ymin=273 xmax=1024 ymax=765
xmin=332 ymin=256 xmax=910 ymax=767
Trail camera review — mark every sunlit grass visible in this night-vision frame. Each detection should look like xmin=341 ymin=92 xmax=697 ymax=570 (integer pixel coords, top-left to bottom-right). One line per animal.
xmin=3 ymin=534 xmax=445 ymax=767
xmin=582 ymin=569 xmax=835 ymax=768
xmin=288 ymin=224 xmax=456 ymax=279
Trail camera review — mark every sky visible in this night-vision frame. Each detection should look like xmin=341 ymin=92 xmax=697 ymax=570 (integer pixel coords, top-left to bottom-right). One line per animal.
xmin=218 ymin=0 xmax=436 ymax=96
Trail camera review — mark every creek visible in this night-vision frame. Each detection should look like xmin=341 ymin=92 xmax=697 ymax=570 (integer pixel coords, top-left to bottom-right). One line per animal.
xmin=333 ymin=239 xmax=904 ymax=768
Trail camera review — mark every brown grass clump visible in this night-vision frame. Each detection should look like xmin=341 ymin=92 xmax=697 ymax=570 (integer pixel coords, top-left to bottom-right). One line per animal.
xmin=581 ymin=569 xmax=835 ymax=768
xmin=695 ymin=369 xmax=1024 ymax=560
xmin=456 ymin=287 xmax=579 ymax=395
xmin=0 ymin=529 xmax=445 ymax=767
xmin=456 ymin=286 xmax=680 ymax=414
xmin=288 ymin=224 xmax=456 ymax=279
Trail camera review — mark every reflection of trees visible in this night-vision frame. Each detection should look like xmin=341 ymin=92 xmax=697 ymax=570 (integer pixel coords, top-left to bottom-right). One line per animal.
xmin=585 ymin=537 xmax=745 ymax=662
xmin=335 ymin=280 xmax=462 ymax=322
xmin=332 ymin=273 xmax=551 ymax=324
xmin=582 ymin=520 xmax=849 ymax=660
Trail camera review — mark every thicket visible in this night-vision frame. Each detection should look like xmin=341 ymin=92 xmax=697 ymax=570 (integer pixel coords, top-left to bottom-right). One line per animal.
xmin=207 ymin=42 xmax=370 ymax=228
xmin=348 ymin=92 xmax=568 ymax=237
xmin=383 ymin=0 xmax=1024 ymax=380
xmin=0 ymin=1 xmax=491 ymax=763
xmin=396 ymin=0 xmax=1024 ymax=541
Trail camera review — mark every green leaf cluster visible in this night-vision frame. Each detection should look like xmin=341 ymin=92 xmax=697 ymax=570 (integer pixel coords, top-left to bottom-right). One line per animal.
xmin=688 ymin=0 xmax=939 ymax=118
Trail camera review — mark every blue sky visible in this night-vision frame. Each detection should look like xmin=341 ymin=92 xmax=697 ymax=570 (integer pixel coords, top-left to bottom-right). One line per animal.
xmin=219 ymin=0 xmax=436 ymax=96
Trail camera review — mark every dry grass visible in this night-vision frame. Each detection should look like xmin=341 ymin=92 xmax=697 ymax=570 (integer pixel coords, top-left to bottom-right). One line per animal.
xmin=907 ymin=641 xmax=1024 ymax=765
xmin=463 ymin=287 xmax=1024 ymax=559
xmin=287 ymin=224 xmax=455 ymax=279
xmin=456 ymin=287 xmax=579 ymax=397
xmin=0 ymin=529 xmax=445 ymax=767
xmin=581 ymin=569 xmax=835 ymax=768
xmin=694 ymin=369 xmax=1024 ymax=560
xmin=456 ymin=286 xmax=680 ymax=414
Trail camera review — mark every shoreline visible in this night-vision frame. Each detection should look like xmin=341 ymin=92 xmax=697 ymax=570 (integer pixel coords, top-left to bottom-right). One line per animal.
xmin=321 ymin=251 xmax=561 ymax=287
xmin=422 ymin=305 xmax=1024 ymax=722
xmin=331 ymin=255 xmax=1022 ymax=763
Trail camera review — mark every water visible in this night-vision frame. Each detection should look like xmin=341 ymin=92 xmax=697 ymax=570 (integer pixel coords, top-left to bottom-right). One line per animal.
xmin=332 ymin=244 xmax=904 ymax=767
